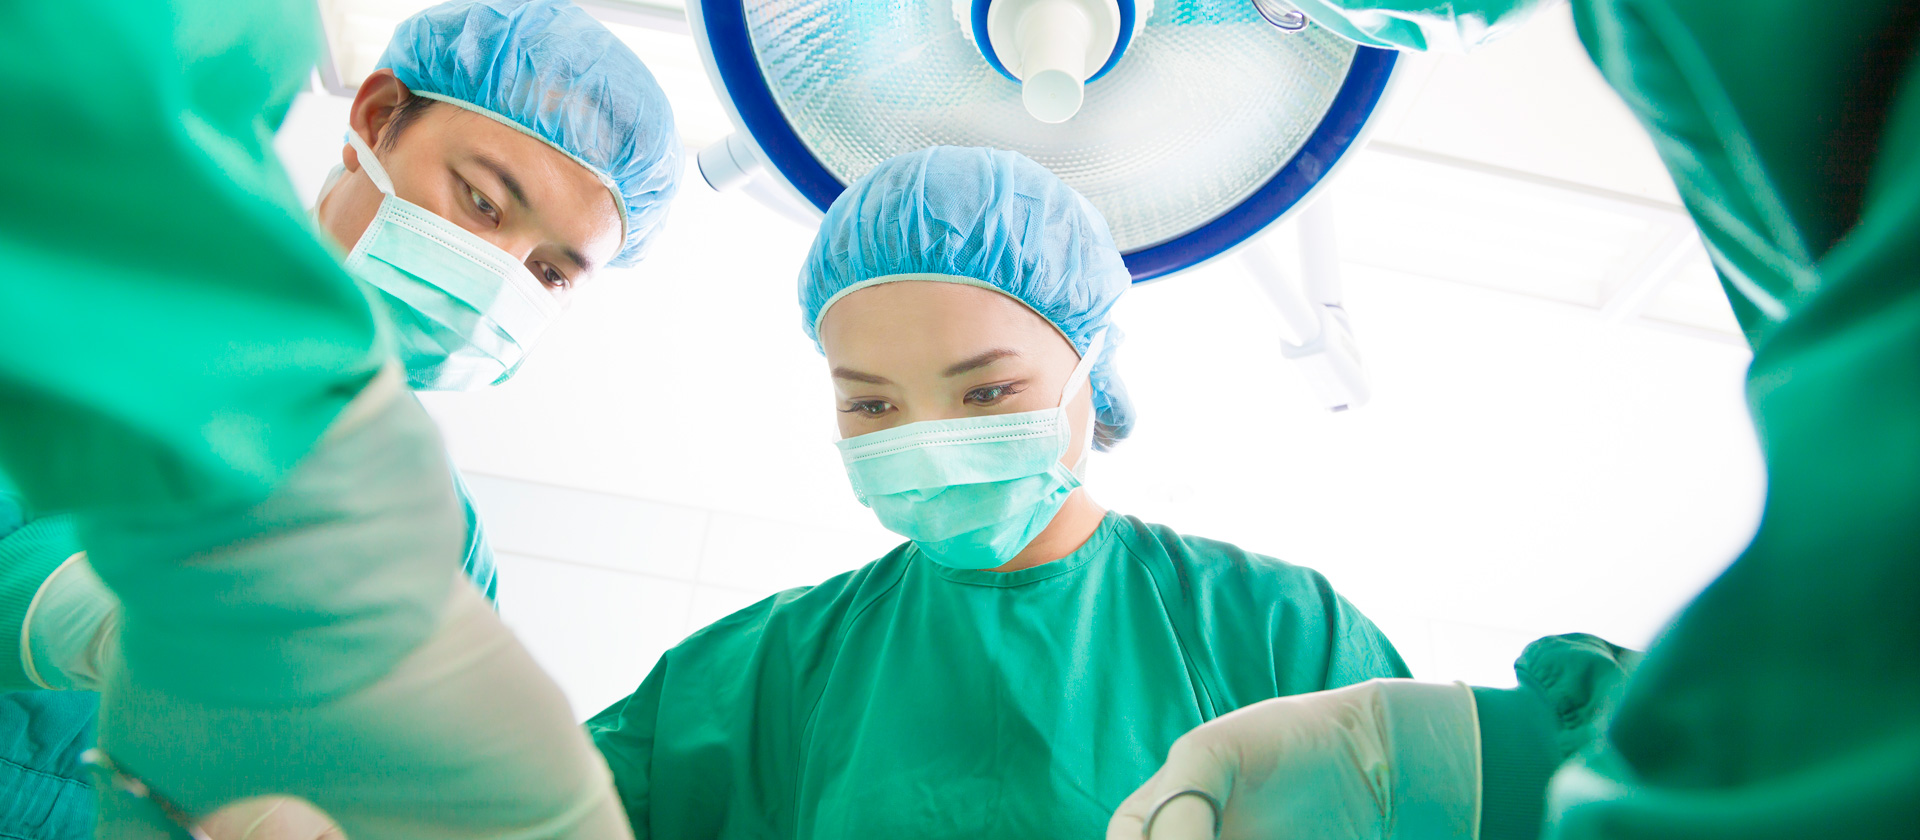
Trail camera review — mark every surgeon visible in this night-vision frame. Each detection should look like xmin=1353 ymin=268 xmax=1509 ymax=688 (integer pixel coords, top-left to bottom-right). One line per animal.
xmin=1110 ymin=2 xmax=1920 ymax=839
xmin=312 ymin=0 xmax=677 ymax=599
xmin=585 ymin=145 xmax=1411 ymax=839
xmin=0 ymin=1 xmax=680 ymax=836
xmin=0 ymin=0 xmax=674 ymax=836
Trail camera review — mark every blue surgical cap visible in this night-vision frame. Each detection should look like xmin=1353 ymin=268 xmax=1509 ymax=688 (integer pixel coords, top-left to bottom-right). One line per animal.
xmin=380 ymin=0 xmax=682 ymax=267
xmin=800 ymin=146 xmax=1135 ymax=449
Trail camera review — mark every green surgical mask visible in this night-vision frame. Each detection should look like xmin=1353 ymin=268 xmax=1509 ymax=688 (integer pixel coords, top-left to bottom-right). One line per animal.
xmin=836 ymin=334 xmax=1103 ymax=569
xmin=340 ymin=131 xmax=560 ymax=391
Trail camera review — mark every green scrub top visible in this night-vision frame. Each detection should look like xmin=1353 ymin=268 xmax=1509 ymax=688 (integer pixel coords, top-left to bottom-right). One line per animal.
xmin=588 ymin=512 xmax=1408 ymax=839
xmin=1295 ymin=2 xmax=1920 ymax=839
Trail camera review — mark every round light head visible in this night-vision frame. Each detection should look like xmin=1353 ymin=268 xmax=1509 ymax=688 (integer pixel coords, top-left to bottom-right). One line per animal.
xmin=692 ymin=0 xmax=1395 ymax=281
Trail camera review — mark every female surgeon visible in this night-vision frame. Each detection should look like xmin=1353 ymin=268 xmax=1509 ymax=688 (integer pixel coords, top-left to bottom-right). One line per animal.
xmin=1111 ymin=2 xmax=1920 ymax=840
xmin=585 ymin=145 xmax=1412 ymax=840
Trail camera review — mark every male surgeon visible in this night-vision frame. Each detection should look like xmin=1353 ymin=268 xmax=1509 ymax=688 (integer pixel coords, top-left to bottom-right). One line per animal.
xmin=0 ymin=0 xmax=677 ymax=837
xmin=1113 ymin=2 xmax=1920 ymax=839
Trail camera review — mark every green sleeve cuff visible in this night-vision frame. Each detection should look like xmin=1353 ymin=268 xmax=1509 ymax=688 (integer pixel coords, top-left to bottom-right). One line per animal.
xmin=0 ymin=515 xmax=84 ymax=690
xmin=1472 ymin=685 xmax=1560 ymax=840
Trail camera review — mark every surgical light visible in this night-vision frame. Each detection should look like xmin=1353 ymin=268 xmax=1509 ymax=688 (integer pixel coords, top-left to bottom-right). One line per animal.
xmin=688 ymin=0 xmax=1395 ymax=283
xmin=690 ymin=0 xmax=1394 ymax=410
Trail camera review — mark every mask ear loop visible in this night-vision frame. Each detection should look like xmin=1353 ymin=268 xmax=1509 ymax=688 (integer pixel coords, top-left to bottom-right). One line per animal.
xmin=1061 ymin=331 xmax=1107 ymax=476
xmin=345 ymin=130 xmax=398 ymax=197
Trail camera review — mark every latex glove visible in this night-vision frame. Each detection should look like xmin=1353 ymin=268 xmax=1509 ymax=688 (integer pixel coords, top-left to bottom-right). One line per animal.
xmin=83 ymin=373 xmax=633 ymax=840
xmin=200 ymin=798 xmax=345 ymax=840
xmin=95 ymin=578 xmax=633 ymax=840
xmin=21 ymin=552 xmax=117 ymax=691
xmin=1108 ymin=679 xmax=1481 ymax=840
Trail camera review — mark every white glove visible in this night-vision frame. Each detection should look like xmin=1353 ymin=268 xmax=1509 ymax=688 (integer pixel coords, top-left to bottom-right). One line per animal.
xmin=1108 ymin=679 xmax=1482 ymax=840
xmin=95 ymin=577 xmax=633 ymax=840
xmin=21 ymin=551 xmax=117 ymax=691
xmin=76 ymin=371 xmax=633 ymax=840
xmin=199 ymin=798 xmax=345 ymax=840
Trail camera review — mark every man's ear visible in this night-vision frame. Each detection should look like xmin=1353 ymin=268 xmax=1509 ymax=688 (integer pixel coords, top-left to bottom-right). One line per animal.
xmin=342 ymin=69 xmax=413 ymax=173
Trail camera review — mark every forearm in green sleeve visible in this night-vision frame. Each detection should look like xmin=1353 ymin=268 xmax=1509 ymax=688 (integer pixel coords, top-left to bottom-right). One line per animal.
xmin=80 ymin=370 xmax=458 ymax=707
xmin=0 ymin=516 xmax=84 ymax=690
xmin=1473 ymin=634 xmax=1640 ymax=840
xmin=1289 ymin=0 xmax=1554 ymax=52
xmin=1472 ymin=685 xmax=1559 ymax=840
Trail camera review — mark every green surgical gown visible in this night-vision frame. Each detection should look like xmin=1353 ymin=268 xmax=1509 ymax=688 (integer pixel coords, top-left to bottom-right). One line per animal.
xmin=1294 ymin=2 xmax=1920 ymax=839
xmin=588 ymin=512 xmax=1409 ymax=839
xmin=0 ymin=0 xmax=452 ymax=708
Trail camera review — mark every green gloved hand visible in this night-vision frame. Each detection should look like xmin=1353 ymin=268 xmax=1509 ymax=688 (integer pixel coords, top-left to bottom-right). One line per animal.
xmin=1108 ymin=679 xmax=1481 ymax=840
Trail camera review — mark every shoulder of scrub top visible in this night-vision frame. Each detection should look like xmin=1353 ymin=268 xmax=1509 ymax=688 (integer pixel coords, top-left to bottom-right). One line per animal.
xmin=1106 ymin=513 xmax=1413 ymax=692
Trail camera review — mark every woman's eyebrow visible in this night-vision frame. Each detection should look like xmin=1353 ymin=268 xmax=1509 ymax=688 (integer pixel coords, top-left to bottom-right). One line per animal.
xmin=832 ymin=366 xmax=892 ymax=385
xmin=943 ymin=348 xmax=1020 ymax=377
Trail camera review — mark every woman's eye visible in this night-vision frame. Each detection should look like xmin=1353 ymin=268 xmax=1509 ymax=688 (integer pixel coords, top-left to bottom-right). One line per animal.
xmin=966 ymin=384 xmax=1021 ymax=405
xmin=840 ymin=400 xmax=893 ymax=417
xmin=468 ymin=185 xmax=500 ymax=223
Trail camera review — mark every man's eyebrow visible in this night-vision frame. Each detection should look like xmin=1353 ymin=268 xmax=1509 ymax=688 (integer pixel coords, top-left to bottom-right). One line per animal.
xmin=943 ymin=348 xmax=1020 ymax=377
xmin=831 ymin=367 xmax=892 ymax=385
xmin=470 ymin=152 xmax=532 ymax=212
xmin=560 ymin=244 xmax=596 ymax=275
xmin=471 ymin=152 xmax=598 ymax=274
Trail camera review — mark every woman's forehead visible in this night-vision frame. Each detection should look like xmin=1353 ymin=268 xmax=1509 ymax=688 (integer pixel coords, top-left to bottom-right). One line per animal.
xmin=820 ymin=281 xmax=1065 ymax=353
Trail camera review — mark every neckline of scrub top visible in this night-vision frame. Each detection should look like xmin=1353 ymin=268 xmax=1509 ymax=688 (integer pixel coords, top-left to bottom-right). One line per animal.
xmin=922 ymin=511 xmax=1122 ymax=588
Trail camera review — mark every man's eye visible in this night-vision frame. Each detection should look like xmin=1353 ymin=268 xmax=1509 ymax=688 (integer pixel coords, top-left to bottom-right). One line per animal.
xmin=537 ymin=264 xmax=570 ymax=290
xmin=840 ymin=400 xmax=892 ymax=416
xmin=469 ymin=185 xmax=499 ymax=222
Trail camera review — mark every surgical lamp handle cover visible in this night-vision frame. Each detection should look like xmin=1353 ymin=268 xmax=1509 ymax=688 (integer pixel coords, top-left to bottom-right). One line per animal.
xmin=1297 ymin=197 xmax=1344 ymax=307
xmin=1241 ymin=213 xmax=1372 ymax=412
xmin=1241 ymin=233 xmax=1324 ymax=347
xmin=697 ymin=131 xmax=763 ymax=191
xmin=1281 ymin=303 xmax=1372 ymax=412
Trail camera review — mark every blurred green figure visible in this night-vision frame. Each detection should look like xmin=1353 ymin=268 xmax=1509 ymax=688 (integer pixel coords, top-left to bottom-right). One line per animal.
xmin=0 ymin=0 xmax=678 ymax=837
xmin=1113 ymin=2 xmax=1920 ymax=839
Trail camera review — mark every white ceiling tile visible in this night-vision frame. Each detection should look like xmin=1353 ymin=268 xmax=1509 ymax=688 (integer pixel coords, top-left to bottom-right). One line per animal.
xmin=1639 ymin=247 xmax=1745 ymax=338
xmin=1333 ymin=150 xmax=1674 ymax=308
xmin=1371 ymin=4 xmax=1682 ymax=204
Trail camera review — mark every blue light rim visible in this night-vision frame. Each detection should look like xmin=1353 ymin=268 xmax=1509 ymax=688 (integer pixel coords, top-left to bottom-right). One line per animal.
xmin=969 ymin=0 xmax=1139 ymax=84
xmin=1121 ymin=45 xmax=1395 ymax=282
xmin=697 ymin=0 xmax=1396 ymax=282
